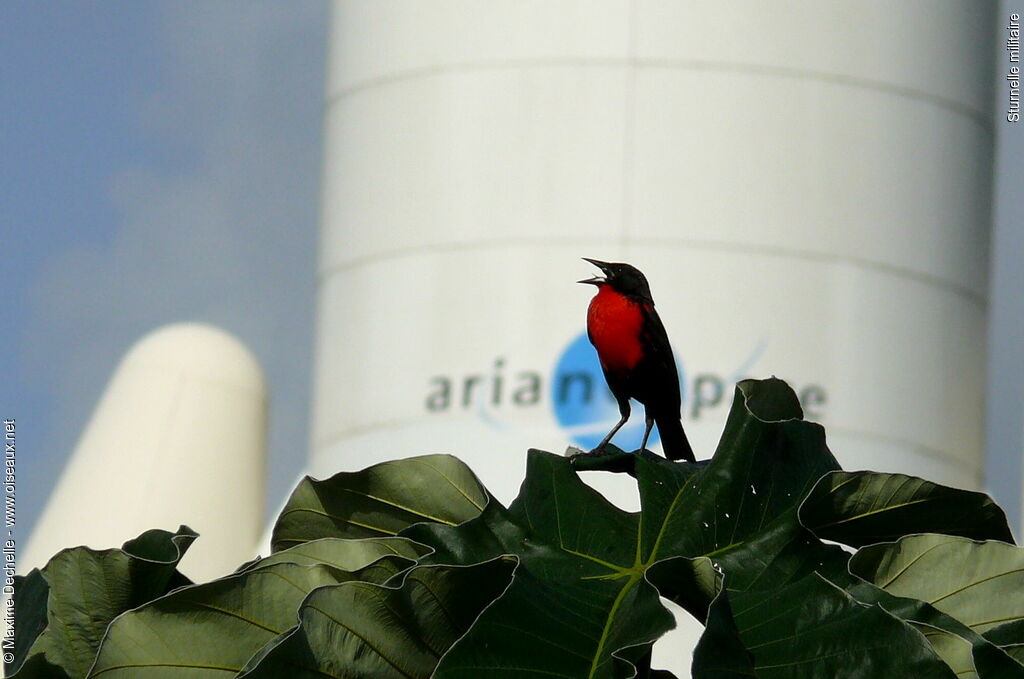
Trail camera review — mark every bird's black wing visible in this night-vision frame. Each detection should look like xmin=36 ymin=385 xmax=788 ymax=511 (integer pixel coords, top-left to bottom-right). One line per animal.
xmin=639 ymin=302 xmax=695 ymax=461
xmin=637 ymin=302 xmax=682 ymax=412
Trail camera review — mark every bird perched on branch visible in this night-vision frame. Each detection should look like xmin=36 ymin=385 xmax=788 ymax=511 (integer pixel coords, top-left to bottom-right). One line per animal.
xmin=579 ymin=258 xmax=695 ymax=462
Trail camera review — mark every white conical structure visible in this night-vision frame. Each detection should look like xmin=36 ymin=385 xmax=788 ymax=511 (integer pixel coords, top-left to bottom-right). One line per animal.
xmin=23 ymin=323 xmax=267 ymax=581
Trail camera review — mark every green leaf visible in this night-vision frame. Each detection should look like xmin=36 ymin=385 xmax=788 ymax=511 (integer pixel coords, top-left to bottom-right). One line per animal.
xmin=650 ymin=554 xmax=956 ymax=678
xmin=8 ymin=568 xmax=51 ymax=676
xmin=728 ymin=574 xmax=956 ymax=678
xmin=240 ymin=536 xmax=429 ymax=572
xmin=645 ymin=556 xmax=723 ymax=626
xmin=271 ymin=454 xmax=488 ymax=552
xmin=13 ymin=526 xmax=196 ymax=679
xmin=851 ymin=535 xmax=1024 ymax=636
xmin=440 ymin=562 xmax=672 ymax=679
xmin=633 ymin=380 xmax=842 ymax=593
xmin=983 ymin=620 xmax=1024 ymax=665
xmin=911 ymin=622 xmax=981 ymax=679
xmin=845 ymin=580 xmax=1024 ymax=678
xmin=739 ymin=375 xmax=805 ymax=421
xmin=800 ymin=471 xmax=1014 ymax=548
xmin=8 ymin=654 xmax=69 ymax=679
xmin=851 ymin=582 xmax=1022 ymax=678
xmin=238 ymin=557 xmax=516 ymax=678
xmin=641 ymin=380 xmax=960 ymax=676
xmin=89 ymin=551 xmax=410 ymax=679
xmin=662 ymin=558 xmax=757 ymax=679
xmin=409 ymin=450 xmax=672 ymax=679
xmin=408 ymin=379 xmax=857 ymax=678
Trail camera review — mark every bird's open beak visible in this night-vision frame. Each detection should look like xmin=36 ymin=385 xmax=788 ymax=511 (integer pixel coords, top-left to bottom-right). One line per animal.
xmin=578 ymin=257 xmax=610 ymax=285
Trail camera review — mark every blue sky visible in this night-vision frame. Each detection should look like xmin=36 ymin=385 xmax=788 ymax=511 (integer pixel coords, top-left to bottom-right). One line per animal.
xmin=2 ymin=2 xmax=327 ymax=541
xmin=3 ymin=2 xmax=1022 ymax=547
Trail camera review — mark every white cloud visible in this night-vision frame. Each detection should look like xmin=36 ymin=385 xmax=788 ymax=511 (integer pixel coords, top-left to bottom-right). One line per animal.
xmin=25 ymin=0 xmax=328 ymax=522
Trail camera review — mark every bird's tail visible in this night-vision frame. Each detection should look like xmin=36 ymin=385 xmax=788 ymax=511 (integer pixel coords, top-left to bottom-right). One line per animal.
xmin=655 ymin=414 xmax=696 ymax=462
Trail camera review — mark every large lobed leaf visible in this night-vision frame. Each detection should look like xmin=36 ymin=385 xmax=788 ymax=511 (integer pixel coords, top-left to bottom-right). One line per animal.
xmin=271 ymin=454 xmax=488 ymax=551
xmin=402 ymin=379 xmax=968 ymax=677
xmin=88 ymin=539 xmax=419 ymax=678
xmin=795 ymin=460 xmax=1022 ymax=677
xmin=852 ymin=534 xmax=1024 ymax=641
xmin=984 ymin=620 xmax=1024 ymax=665
xmin=845 ymin=580 xmax=1024 ymax=678
xmin=9 ymin=526 xmax=196 ymax=679
xmin=801 ymin=471 xmax=1014 ymax=548
xmin=407 ymin=450 xmax=673 ymax=679
xmin=643 ymin=381 xmax=962 ymax=677
xmin=237 ymin=557 xmax=516 ymax=678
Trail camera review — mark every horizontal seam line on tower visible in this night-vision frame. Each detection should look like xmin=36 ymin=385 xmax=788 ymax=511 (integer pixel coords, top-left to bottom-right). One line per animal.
xmin=315 ymin=237 xmax=987 ymax=306
xmin=825 ymin=425 xmax=982 ymax=480
xmin=324 ymin=57 xmax=993 ymax=133
xmin=312 ymin=414 xmax=492 ymax=451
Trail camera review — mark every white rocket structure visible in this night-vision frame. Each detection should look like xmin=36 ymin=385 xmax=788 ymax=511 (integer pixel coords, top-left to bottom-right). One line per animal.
xmin=23 ymin=2 xmax=997 ymax=676
xmin=23 ymin=324 xmax=267 ymax=582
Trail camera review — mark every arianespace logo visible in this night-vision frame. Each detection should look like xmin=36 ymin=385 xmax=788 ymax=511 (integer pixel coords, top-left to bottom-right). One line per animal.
xmin=425 ymin=331 xmax=827 ymax=449
xmin=550 ymin=332 xmax=666 ymax=450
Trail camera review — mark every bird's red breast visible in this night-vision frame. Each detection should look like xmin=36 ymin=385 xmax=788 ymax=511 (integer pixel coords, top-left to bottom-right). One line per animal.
xmin=587 ymin=285 xmax=645 ymax=373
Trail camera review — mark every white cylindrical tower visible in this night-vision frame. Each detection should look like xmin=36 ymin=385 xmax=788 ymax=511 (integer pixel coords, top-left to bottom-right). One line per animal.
xmin=311 ymin=4 xmax=995 ymax=671
xmin=313 ymin=0 xmax=994 ymax=494
xmin=24 ymin=323 xmax=268 ymax=581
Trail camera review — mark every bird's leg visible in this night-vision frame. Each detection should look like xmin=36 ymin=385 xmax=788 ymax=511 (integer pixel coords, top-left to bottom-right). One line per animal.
xmin=593 ymin=400 xmax=630 ymax=453
xmin=593 ymin=415 xmax=627 ymax=453
xmin=640 ymin=417 xmax=654 ymax=452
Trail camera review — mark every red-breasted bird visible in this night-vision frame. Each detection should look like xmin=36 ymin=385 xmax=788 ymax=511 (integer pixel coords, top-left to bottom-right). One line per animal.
xmin=579 ymin=258 xmax=696 ymax=462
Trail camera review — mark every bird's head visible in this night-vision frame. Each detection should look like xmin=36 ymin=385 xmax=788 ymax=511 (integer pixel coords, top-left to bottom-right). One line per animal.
xmin=578 ymin=258 xmax=653 ymax=300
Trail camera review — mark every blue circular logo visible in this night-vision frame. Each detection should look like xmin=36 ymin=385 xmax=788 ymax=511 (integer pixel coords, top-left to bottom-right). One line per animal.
xmin=551 ymin=332 xmax=672 ymax=451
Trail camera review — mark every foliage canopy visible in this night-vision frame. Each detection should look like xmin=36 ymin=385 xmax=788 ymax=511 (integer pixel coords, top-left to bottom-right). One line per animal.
xmin=9 ymin=378 xmax=1024 ymax=678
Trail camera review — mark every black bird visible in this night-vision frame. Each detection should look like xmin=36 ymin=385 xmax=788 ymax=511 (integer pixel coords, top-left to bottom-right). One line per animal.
xmin=579 ymin=258 xmax=695 ymax=462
